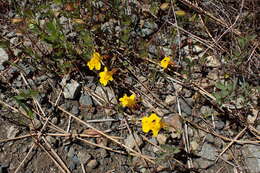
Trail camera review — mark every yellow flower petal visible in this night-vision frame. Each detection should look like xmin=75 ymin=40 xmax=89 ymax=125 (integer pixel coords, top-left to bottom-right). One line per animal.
xmin=142 ymin=117 xmax=151 ymax=133
xmin=87 ymin=52 xmax=102 ymax=71
xmin=119 ymin=94 xmax=136 ymax=108
xmin=160 ymin=56 xmax=171 ymax=69
xmin=99 ymin=67 xmax=114 ymax=86
xmin=141 ymin=113 xmax=162 ymax=137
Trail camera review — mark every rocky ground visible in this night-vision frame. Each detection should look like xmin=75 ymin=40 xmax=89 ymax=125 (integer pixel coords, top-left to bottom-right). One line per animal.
xmin=0 ymin=0 xmax=259 ymax=173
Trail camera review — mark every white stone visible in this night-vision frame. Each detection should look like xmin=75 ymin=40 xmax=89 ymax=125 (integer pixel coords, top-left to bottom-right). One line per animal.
xmin=0 ymin=48 xmax=9 ymax=70
xmin=63 ymin=80 xmax=80 ymax=99
xmin=165 ymin=95 xmax=176 ymax=105
xmin=7 ymin=126 xmax=19 ymax=139
xmin=124 ymin=133 xmax=143 ymax=149
xmin=205 ymin=56 xmax=221 ymax=67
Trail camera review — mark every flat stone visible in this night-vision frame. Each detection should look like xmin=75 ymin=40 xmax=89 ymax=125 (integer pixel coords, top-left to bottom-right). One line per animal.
xmin=0 ymin=48 xmax=9 ymax=70
xmin=214 ymin=120 xmax=225 ymax=130
xmin=165 ymin=95 xmax=176 ymax=105
xmin=63 ymin=80 xmax=81 ymax=99
xmin=190 ymin=140 xmax=199 ymax=151
xmin=200 ymin=106 xmax=212 ymax=116
xmin=6 ymin=126 xmax=19 ymax=139
xmin=79 ymin=94 xmax=93 ymax=106
xmin=205 ymin=56 xmax=221 ymax=67
xmin=124 ymin=132 xmax=143 ymax=149
xmin=46 ymin=136 xmax=57 ymax=146
xmin=176 ymin=98 xmax=192 ymax=116
xmin=196 ymin=143 xmax=218 ymax=169
xmin=95 ymin=86 xmax=117 ymax=115
xmin=71 ymin=104 xmax=79 ymax=115
xmin=198 ymin=143 xmax=218 ymax=161
xmin=78 ymin=150 xmax=91 ymax=165
xmin=162 ymin=47 xmax=172 ymax=56
xmin=87 ymin=159 xmax=98 ymax=169
xmin=242 ymin=144 xmax=260 ymax=173
xmin=156 ymin=134 xmax=167 ymax=145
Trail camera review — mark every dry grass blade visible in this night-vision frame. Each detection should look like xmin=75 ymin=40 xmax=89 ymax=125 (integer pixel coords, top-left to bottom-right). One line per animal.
xmin=77 ymin=137 xmax=126 ymax=155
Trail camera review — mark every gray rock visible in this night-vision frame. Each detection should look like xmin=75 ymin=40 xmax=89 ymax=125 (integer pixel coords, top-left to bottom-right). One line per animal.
xmin=46 ymin=136 xmax=57 ymax=146
xmin=5 ymin=31 xmax=15 ymax=38
xmin=196 ymin=143 xmax=218 ymax=169
xmin=205 ymin=56 xmax=221 ymax=67
xmin=37 ymin=75 xmax=48 ymax=82
xmin=99 ymin=149 xmax=108 ymax=158
xmin=67 ymin=32 xmax=77 ymax=38
xmin=13 ymin=80 xmax=22 ymax=87
xmin=79 ymin=94 xmax=93 ymax=106
xmin=214 ymin=120 xmax=225 ymax=130
xmin=162 ymin=47 xmax=172 ymax=56
xmin=72 ymin=154 xmax=80 ymax=164
xmin=63 ymin=80 xmax=81 ymax=99
xmin=165 ymin=95 xmax=176 ymax=105
xmin=6 ymin=126 xmax=19 ymax=138
xmin=32 ymin=119 xmax=42 ymax=130
xmin=51 ymin=117 xmax=58 ymax=125
xmin=87 ymin=159 xmax=98 ymax=169
xmin=10 ymin=37 xmax=19 ymax=45
xmin=156 ymin=134 xmax=167 ymax=145
xmin=124 ymin=132 xmax=143 ymax=149
xmin=68 ymin=161 xmax=76 ymax=170
xmin=148 ymin=44 xmax=157 ymax=56
xmin=59 ymin=16 xmax=68 ymax=24
xmin=67 ymin=146 xmax=76 ymax=159
xmin=200 ymin=106 xmax=212 ymax=116
xmin=205 ymin=134 xmax=214 ymax=143
xmin=71 ymin=104 xmax=79 ymax=115
xmin=242 ymin=144 xmax=260 ymax=173
xmin=0 ymin=48 xmax=9 ymax=70
xmin=13 ymin=48 xmax=22 ymax=56
xmin=78 ymin=150 xmax=91 ymax=165
xmin=176 ymin=98 xmax=192 ymax=116
xmin=139 ymin=21 xmax=158 ymax=37
xmin=173 ymin=83 xmax=182 ymax=92
xmin=199 ymin=143 xmax=217 ymax=160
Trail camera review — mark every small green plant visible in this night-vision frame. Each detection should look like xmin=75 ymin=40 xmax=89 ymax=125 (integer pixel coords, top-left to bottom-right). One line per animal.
xmin=213 ymin=81 xmax=235 ymax=105
xmin=13 ymin=89 xmax=39 ymax=119
xmin=157 ymin=144 xmax=181 ymax=163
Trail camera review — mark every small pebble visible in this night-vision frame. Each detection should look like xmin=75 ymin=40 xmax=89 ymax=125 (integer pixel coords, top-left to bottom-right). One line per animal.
xmin=156 ymin=134 xmax=167 ymax=145
xmin=87 ymin=159 xmax=98 ymax=169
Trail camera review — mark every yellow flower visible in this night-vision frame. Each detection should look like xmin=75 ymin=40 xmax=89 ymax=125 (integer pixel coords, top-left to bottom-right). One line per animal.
xmin=99 ymin=67 xmax=114 ymax=86
xmin=160 ymin=56 xmax=171 ymax=69
xmin=142 ymin=113 xmax=162 ymax=137
xmin=119 ymin=94 xmax=136 ymax=108
xmin=87 ymin=52 xmax=102 ymax=70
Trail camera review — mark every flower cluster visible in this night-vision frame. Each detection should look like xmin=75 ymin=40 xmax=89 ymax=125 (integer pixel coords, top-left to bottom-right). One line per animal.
xmin=141 ymin=113 xmax=163 ymax=137
xmin=119 ymin=94 xmax=136 ymax=108
xmin=87 ymin=51 xmax=174 ymax=137
xmin=87 ymin=52 xmax=114 ymax=86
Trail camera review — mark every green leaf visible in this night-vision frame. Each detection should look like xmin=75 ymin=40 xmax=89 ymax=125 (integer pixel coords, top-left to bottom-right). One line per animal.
xmin=0 ymin=40 xmax=10 ymax=48
xmin=13 ymin=97 xmax=34 ymax=119
xmin=215 ymin=82 xmax=226 ymax=90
